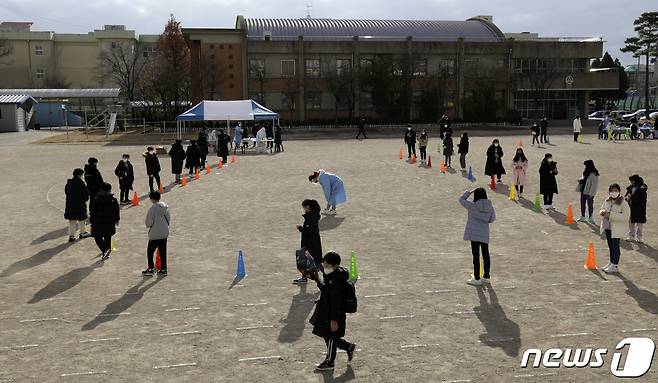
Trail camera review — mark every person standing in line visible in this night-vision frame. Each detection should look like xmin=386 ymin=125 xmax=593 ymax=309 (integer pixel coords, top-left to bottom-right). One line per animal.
xmin=84 ymin=157 xmax=104 ymax=212
xmin=404 ymin=124 xmax=417 ymax=159
xmin=312 ymin=252 xmax=357 ymax=371
xmin=577 ymin=160 xmax=599 ymax=224
xmin=443 ymin=132 xmax=454 ymax=167
xmin=216 ymin=129 xmax=231 ymax=165
xmin=485 ymin=139 xmax=506 ymax=183
xmin=511 ymin=148 xmax=528 ymax=198
xmin=142 ymin=191 xmax=170 ymax=276
xmin=573 ymin=115 xmax=583 ymax=142
xmin=600 ymin=184 xmax=630 ymax=273
xmin=294 ymin=199 xmax=323 ymax=285
xmin=274 ymin=124 xmax=284 ymax=152
xmin=144 ymin=146 xmax=161 ymax=193
xmin=90 ymin=182 xmax=120 ymax=260
xmin=168 ymin=139 xmax=186 ymax=184
xmin=417 ymin=129 xmax=429 ymax=164
xmin=198 ymin=127 xmax=209 ymax=167
xmin=65 ymin=168 xmax=91 ymax=242
xmin=309 ymin=170 xmax=347 ymax=216
xmin=114 ymin=154 xmax=134 ymax=205
xmin=185 ymin=140 xmax=201 ymax=175
xmin=625 ymin=175 xmax=648 ymax=243
xmin=266 ymin=123 xmax=274 ymax=149
xmin=459 ymin=188 xmax=496 ymax=286
xmin=539 ymin=153 xmax=558 ymax=210
xmin=457 ymin=132 xmax=469 ymax=172
xmin=539 ymin=117 xmax=548 ymax=143
xmin=597 ymin=120 xmax=606 ymax=140
xmin=355 ymin=116 xmax=367 ymax=139
xmin=531 ymin=122 xmax=540 ymax=146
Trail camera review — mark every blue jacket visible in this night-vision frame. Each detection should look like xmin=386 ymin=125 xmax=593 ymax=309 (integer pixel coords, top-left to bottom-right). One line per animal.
xmin=319 ymin=170 xmax=347 ymax=206
xmin=459 ymin=190 xmax=496 ymax=244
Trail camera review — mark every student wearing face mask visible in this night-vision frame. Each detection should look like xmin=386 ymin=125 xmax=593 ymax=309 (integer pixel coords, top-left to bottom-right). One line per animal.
xmin=404 ymin=124 xmax=417 ymax=159
xmin=485 ymin=139 xmax=505 ymax=183
xmin=114 ymin=154 xmax=134 ymax=205
xmin=511 ymin=148 xmax=528 ymax=198
xmin=143 ymin=146 xmax=161 ymax=193
xmin=418 ymin=129 xmax=429 ymax=164
xmin=538 ymin=153 xmax=558 ymax=210
xmin=573 ymin=115 xmax=582 ymax=142
xmin=308 ymin=170 xmax=347 ymax=216
xmin=577 ymin=160 xmax=599 ymax=224
xmin=312 ymin=252 xmax=356 ymax=371
xmin=600 ymin=184 xmax=630 ymax=273
xmin=294 ymin=199 xmax=323 ymax=285
xmin=443 ymin=132 xmax=454 ymax=167
xmin=459 ymin=188 xmax=496 ymax=286
xmin=625 ymin=175 xmax=648 ymax=243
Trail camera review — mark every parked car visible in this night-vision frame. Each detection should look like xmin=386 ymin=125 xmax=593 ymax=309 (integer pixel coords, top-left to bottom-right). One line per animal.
xmin=622 ymin=109 xmax=657 ymax=122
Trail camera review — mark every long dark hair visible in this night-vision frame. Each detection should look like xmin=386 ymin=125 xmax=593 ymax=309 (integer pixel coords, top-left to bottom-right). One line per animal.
xmin=473 ymin=188 xmax=488 ymax=202
xmin=583 ymin=160 xmax=599 ymax=178
xmin=513 ymin=148 xmax=527 ymax=162
xmin=460 ymin=132 xmax=468 ymax=142
xmin=302 ymin=199 xmax=321 ymax=214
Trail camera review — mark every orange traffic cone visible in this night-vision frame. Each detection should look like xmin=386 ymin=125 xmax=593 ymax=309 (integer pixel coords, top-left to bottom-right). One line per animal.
xmin=427 ymin=156 xmax=432 ymax=168
xmin=132 ymin=191 xmax=139 ymax=206
xmin=181 ymin=175 xmax=187 ymax=187
xmin=566 ymin=202 xmax=575 ymax=225
xmin=155 ymin=249 xmax=161 ymax=270
xmin=411 ymin=154 xmax=417 ymax=164
xmin=399 ymin=146 xmax=403 ymax=160
xmin=584 ymin=241 xmax=597 ymax=270
xmin=490 ymin=176 xmax=496 ymax=190
xmin=518 ymin=139 xmax=523 ymax=147
xmin=205 ymin=163 xmax=211 ymax=174
xmin=158 ymin=183 xmax=164 ymax=194
xmin=230 ymin=154 xmax=236 ymax=164
xmin=218 ymin=159 xmax=223 ymax=169
xmin=441 ymin=160 xmax=446 ymax=174
xmin=195 ymin=168 xmax=200 ymax=180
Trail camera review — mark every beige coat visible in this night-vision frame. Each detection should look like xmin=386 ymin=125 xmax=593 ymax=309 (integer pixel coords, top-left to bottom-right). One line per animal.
xmin=599 ymin=198 xmax=630 ymax=239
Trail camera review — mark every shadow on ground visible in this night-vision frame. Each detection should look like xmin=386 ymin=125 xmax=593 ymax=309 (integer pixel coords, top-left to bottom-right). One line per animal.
xmin=316 ymin=366 xmax=355 ymax=382
xmin=1 ymin=241 xmax=75 ymax=278
xmin=474 ymin=285 xmax=521 ymax=357
xmin=31 ymin=227 xmax=68 ymax=245
xmin=617 ymin=274 xmax=658 ymax=315
xmin=29 ymin=260 xmax=104 ymax=303
xmin=278 ymin=283 xmax=319 ymax=343
xmin=319 ymin=216 xmax=346 ymax=231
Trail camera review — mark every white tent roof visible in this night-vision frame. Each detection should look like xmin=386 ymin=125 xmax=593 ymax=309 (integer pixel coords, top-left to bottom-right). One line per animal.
xmin=176 ymin=99 xmax=278 ymax=121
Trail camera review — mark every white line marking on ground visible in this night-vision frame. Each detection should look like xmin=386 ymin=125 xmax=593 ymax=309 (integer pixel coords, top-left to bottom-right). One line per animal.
xmin=584 ymin=302 xmax=610 ymax=306
xmin=159 ymin=331 xmax=201 ymax=337
xmin=540 ymin=230 xmax=549 ymax=235
xmin=379 ymin=315 xmax=415 ymax=320
xmin=60 ymin=371 xmax=107 ymax=377
xmin=234 ymin=302 xmax=268 ymax=307
xmin=238 ymin=355 xmax=282 ymax=362
xmin=452 ymin=311 xmax=476 ymax=315
xmin=164 ymin=307 xmax=201 ymax=312
xmin=550 ymin=332 xmax=589 ymax=338
xmin=514 ymin=372 xmax=557 ymax=378
xmin=46 ymin=182 xmax=65 ymax=213
xmin=0 ymin=344 xmax=39 ymax=350
xmin=441 ymin=380 xmax=472 ymax=383
xmin=364 ymin=293 xmax=396 ymax=298
xmin=236 ymin=325 xmax=275 ymax=331
xmin=425 ymin=289 xmax=457 ymax=294
xmin=153 ymin=362 xmax=198 ymax=369
xmin=79 ymin=337 xmax=120 ymax=343
xmin=19 ymin=317 xmax=59 ymax=323
xmin=622 ymin=328 xmax=657 ymax=333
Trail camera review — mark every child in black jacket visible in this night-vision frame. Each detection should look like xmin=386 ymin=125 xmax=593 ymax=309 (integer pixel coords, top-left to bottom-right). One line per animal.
xmin=114 ymin=154 xmax=134 ymax=204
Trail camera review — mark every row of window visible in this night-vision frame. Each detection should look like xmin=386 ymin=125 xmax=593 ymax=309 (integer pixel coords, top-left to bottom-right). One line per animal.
xmin=33 ymin=42 xmax=157 ymax=58
xmin=513 ymin=58 xmax=587 ymax=73
xmin=208 ymin=44 xmax=233 ymax=50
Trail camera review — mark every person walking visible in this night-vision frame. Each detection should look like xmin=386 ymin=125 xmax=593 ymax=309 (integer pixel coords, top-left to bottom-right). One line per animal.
xmin=577 ymin=160 xmax=599 ymax=224
xmin=294 ymin=199 xmax=323 ymax=285
xmin=418 ymin=129 xmax=429 ymax=164
xmin=539 ymin=153 xmax=559 ymax=210
xmin=90 ymin=182 xmax=120 ymax=260
xmin=404 ymin=124 xmax=417 ymax=159
xmin=309 ymin=170 xmax=347 ymax=216
xmin=168 ymin=139 xmax=186 ymax=184
xmin=511 ymin=148 xmax=528 ymax=198
xmin=312 ymin=252 xmax=356 ymax=371
xmin=114 ymin=154 xmax=134 ymax=205
xmin=625 ymin=175 xmax=648 ymax=243
xmin=355 ymin=116 xmax=367 ymax=139
xmin=144 ymin=147 xmax=161 ymax=193
xmin=573 ymin=115 xmax=583 ymax=142
xmin=485 ymin=139 xmax=506 ymax=183
xmin=185 ymin=140 xmax=201 ymax=176
xmin=539 ymin=117 xmax=548 ymax=144
xmin=142 ymin=191 xmax=170 ymax=276
xmin=531 ymin=122 xmax=540 ymax=146
xmin=274 ymin=125 xmax=283 ymax=152
xmin=600 ymin=184 xmax=630 ymax=273
xmin=84 ymin=157 xmax=104 ymax=212
xmin=443 ymin=132 xmax=454 ymax=167
xmin=198 ymin=127 xmax=209 ymax=167
xmin=65 ymin=168 xmax=91 ymax=242
xmin=457 ymin=132 xmax=469 ymax=171
xmin=216 ymin=129 xmax=231 ymax=164
xmin=459 ymin=188 xmax=496 ymax=286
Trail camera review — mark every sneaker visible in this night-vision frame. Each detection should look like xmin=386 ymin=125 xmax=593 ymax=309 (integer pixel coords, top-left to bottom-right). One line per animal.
xmin=68 ymin=236 xmax=76 ymax=243
xmin=547 ymin=205 xmax=556 ymax=211
xmin=519 ymin=193 xmax=524 ymax=199
xmin=347 ymin=343 xmax=356 ymax=362
xmin=466 ymin=278 xmax=483 ymax=286
xmin=293 ymin=277 xmax=308 ymax=285
xmin=142 ymin=268 xmax=154 ymax=276
xmin=315 ymin=361 xmax=335 ymax=371
xmin=603 ymin=264 xmax=619 ymax=273
xmin=101 ymin=249 xmax=111 ymax=260
xmin=327 ymin=209 xmax=337 ymax=216
xmin=577 ymin=216 xmax=587 ymax=222
xmin=588 ymin=217 xmax=597 ymax=225
xmin=79 ymin=232 xmax=91 ymax=239
xmin=157 ymin=269 xmax=168 ymax=276
xmin=625 ymin=237 xmax=635 ymax=242
xmin=637 ymin=238 xmax=644 ymax=244
xmin=482 ymin=277 xmax=491 ymax=284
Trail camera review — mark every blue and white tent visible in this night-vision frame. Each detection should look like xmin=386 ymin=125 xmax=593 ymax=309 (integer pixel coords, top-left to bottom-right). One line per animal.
xmin=176 ymin=99 xmax=278 ymax=121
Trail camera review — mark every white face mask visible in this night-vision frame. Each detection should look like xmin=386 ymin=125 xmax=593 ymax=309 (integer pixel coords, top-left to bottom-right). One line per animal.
xmin=122 ymin=158 xmax=128 ymax=162
xmin=407 ymin=127 xmax=411 ymax=131
xmin=148 ymin=151 xmax=154 ymax=154
xmin=609 ymin=192 xmax=620 ymax=199
xmin=494 ymin=143 xmax=499 ymax=147
xmin=324 ymin=266 xmax=335 ymax=274
xmin=547 ymin=158 xmax=553 ymax=163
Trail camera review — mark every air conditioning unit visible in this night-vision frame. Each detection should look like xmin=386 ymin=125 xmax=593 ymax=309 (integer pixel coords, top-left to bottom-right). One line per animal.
xmin=263 ymin=31 xmax=272 ymax=41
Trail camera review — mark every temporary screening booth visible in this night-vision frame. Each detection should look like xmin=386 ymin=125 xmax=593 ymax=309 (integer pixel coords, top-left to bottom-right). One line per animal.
xmin=175 ymin=99 xmax=279 ymax=139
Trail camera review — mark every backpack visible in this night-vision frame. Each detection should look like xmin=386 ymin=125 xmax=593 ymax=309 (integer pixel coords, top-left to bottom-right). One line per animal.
xmin=343 ymin=280 xmax=358 ymax=314
xmin=295 ymin=248 xmax=317 ymax=274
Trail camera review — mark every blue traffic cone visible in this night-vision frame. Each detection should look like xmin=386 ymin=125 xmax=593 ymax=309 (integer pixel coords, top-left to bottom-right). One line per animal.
xmin=235 ymin=250 xmax=247 ymax=279
xmin=467 ymin=166 xmax=474 ymax=181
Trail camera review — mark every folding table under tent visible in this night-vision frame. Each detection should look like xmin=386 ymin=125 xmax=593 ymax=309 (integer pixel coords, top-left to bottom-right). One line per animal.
xmin=175 ymin=99 xmax=279 ymax=139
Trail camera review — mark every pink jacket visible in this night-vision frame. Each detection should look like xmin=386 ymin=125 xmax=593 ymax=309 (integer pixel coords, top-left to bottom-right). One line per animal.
xmin=511 ymin=159 xmax=528 ymax=185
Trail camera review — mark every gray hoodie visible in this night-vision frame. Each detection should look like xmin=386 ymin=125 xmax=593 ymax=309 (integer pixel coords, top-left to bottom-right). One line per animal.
xmin=459 ymin=190 xmax=496 ymax=244
xmin=145 ymin=201 xmax=170 ymax=240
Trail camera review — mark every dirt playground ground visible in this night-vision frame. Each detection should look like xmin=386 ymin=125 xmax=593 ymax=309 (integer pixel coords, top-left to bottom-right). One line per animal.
xmin=0 ymin=131 xmax=656 ymax=382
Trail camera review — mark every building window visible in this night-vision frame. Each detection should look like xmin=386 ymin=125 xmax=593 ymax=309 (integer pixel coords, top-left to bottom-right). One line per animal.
xmin=35 ymin=68 xmax=45 ymax=79
xmin=219 ymin=44 xmax=224 ymax=49
xmin=392 ymin=63 xmax=403 ymax=77
xmin=464 ymin=58 xmax=479 ymax=75
xmin=229 ymin=84 xmax=234 ymax=89
xmin=281 ymin=59 xmax=295 ymax=78
xmin=249 ymin=59 xmax=265 ymax=78
xmin=229 ymin=73 xmax=234 ymax=79
xmin=306 ymin=92 xmax=322 ymax=109
xmin=228 ymin=44 xmax=233 ymax=49
xmin=336 ymin=59 xmax=351 ymax=75
xmin=110 ymin=41 xmax=119 ymax=49
xmin=228 ymin=54 xmax=234 ymax=60
xmin=229 ymin=64 xmax=234 ymax=69
xmin=143 ymin=46 xmax=155 ymax=58
xmin=209 ymin=44 xmax=214 ymax=49
xmin=413 ymin=60 xmax=427 ymax=76
xmin=305 ymin=59 xmax=320 ymax=78
xmin=439 ymin=59 xmax=456 ymax=76
xmin=34 ymin=45 xmax=44 ymax=56
xmin=281 ymin=93 xmax=295 ymax=110
xmin=360 ymin=58 xmax=373 ymax=70
xmin=210 ymin=54 xmax=215 ymax=60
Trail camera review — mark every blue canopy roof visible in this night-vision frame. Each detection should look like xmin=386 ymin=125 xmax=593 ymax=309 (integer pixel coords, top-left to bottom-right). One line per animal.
xmin=176 ymin=99 xmax=278 ymax=121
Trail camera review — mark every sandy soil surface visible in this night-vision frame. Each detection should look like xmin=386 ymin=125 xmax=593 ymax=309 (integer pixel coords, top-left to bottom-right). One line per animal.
xmin=0 ymin=132 xmax=656 ymax=382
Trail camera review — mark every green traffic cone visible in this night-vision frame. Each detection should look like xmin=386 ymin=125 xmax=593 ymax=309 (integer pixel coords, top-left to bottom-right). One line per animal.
xmin=349 ymin=251 xmax=359 ymax=282
xmin=533 ymin=193 xmax=542 ymax=212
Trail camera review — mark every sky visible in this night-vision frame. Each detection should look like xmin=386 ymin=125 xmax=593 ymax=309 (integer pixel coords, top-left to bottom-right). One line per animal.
xmin=0 ymin=0 xmax=653 ymax=65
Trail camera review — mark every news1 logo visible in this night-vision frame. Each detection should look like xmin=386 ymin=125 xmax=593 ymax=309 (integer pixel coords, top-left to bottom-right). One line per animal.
xmin=520 ymin=337 xmax=655 ymax=377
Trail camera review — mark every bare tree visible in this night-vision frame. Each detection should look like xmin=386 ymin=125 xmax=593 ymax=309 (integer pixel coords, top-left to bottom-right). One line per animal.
xmin=512 ymin=56 xmax=564 ymax=119
xmin=248 ymin=61 xmax=266 ymax=104
xmin=281 ymin=78 xmax=297 ymax=121
xmin=324 ymin=62 xmax=357 ymax=122
xmin=100 ymin=40 xmax=147 ymax=102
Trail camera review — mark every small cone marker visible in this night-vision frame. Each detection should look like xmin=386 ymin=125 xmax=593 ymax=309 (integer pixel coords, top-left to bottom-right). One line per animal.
xmin=181 ymin=175 xmax=187 ymax=187
xmin=235 ymin=250 xmax=247 ymax=279
xmin=441 ymin=160 xmax=446 ymax=174
xmin=158 ymin=183 xmax=164 ymax=194
xmin=230 ymin=154 xmax=236 ymax=164
xmin=533 ymin=193 xmax=542 ymax=212
xmin=411 ymin=154 xmax=417 ymax=164
xmin=508 ymin=185 xmax=517 ymax=201
xmin=111 ymin=238 xmax=117 ymax=251
xmin=427 ymin=156 xmax=432 ymax=168
xmin=490 ymin=176 xmax=496 ymax=190
xmin=218 ymin=159 xmax=223 ymax=169
xmin=518 ymin=139 xmax=523 ymax=147
xmin=155 ymin=249 xmax=161 ymax=270
xmin=584 ymin=241 xmax=597 ymax=270
xmin=566 ymin=202 xmax=575 ymax=224
xmin=399 ymin=146 xmax=403 ymax=160
xmin=205 ymin=163 xmax=211 ymax=174
xmin=195 ymin=168 xmax=200 ymax=180
xmin=132 ymin=191 xmax=139 ymax=206
xmin=348 ymin=251 xmax=359 ymax=282
xmin=467 ymin=166 xmax=474 ymax=181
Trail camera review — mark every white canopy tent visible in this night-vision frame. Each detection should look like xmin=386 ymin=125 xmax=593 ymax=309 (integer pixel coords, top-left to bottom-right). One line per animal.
xmin=175 ymin=99 xmax=279 ymax=139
